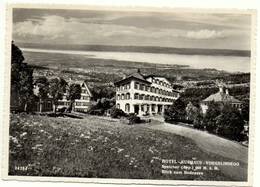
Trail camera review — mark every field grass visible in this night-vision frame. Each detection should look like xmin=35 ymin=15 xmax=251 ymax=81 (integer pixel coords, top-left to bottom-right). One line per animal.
xmin=9 ymin=113 xmax=242 ymax=181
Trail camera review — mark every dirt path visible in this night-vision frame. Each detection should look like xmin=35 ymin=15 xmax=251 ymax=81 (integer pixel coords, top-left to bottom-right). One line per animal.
xmin=145 ymin=122 xmax=248 ymax=163
xmin=143 ymin=122 xmax=249 ymax=181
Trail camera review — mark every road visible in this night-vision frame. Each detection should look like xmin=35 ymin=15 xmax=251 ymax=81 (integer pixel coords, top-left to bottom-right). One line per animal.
xmin=142 ymin=116 xmax=249 ymax=181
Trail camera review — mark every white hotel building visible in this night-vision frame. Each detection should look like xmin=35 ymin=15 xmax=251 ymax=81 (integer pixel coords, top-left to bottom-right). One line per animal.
xmin=114 ymin=70 xmax=179 ymax=116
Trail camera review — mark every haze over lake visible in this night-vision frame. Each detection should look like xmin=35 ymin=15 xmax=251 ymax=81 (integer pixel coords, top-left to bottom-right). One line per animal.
xmin=22 ymin=48 xmax=250 ymax=73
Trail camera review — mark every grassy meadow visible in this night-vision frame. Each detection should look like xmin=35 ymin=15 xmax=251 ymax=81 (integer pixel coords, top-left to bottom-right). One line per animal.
xmin=9 ymin=113 xmax=241 ymax=180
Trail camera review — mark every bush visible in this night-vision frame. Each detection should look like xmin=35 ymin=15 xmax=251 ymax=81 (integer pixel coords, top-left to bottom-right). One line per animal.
xmin=127 ymin=113 xmax=141 ymax=125
xmin=88 ymin=109 xmax=103 ymax=116
xmin=110 ymin=108 xmax=126 ymax=118
xmin=193 ymin=121 xmax=204 ymax=130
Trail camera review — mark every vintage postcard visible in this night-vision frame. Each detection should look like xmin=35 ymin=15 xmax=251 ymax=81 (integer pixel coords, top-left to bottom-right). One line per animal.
xmin=2 ymin=4 xmax=256 ymax=187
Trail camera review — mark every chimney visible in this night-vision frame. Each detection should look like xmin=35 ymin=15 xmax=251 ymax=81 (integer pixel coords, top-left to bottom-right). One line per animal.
xmin=123 ymin=73 xmax=127 ymax=79
xmin=226 ymin=89 xmax=229 ymax=95
xmin=137 ymin=69 xmax=141 ymax=73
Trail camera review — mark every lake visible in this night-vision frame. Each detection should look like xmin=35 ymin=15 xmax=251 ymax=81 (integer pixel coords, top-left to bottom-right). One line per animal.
xmin=21 ymin=48 xmax=250 ymax=73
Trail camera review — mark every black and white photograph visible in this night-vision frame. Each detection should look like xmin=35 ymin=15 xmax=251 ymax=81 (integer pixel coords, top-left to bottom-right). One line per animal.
xmin=2 ymin=4 xmax=256 ymax=186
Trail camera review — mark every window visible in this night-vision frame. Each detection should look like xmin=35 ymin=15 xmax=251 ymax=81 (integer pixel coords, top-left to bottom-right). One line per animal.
xmin=135 ymin=82 xmax=139 ymax=89
xmin=117 ymin=104 xmax=120 ymax=109
xmin=134 ymin=93 xmax=139 ymax=99
xmin=126 ymin=93 xmax=130 ymax=100
xmin=152 ymin=105 xmax=155 ymax=112
xmin=83 ymin=102 xmax=89 ymax=106
xmin=121 ymin=94 xmax=125 ymax=100
xmin=117 ymin=94 xmax=120 ymax=100
xmin=146 ymin=95 xmax=150 ymax=100
xmin=147 ymin=105 xmax=150 ymax=112
xmin=82 ymin=96 xmax=89 ymax=100
xmin=125 ymin=104 xmax=130 ymax=112
xmin=140 ymin=84 xmax=144 ymax=90
xmin=140 ymin=94 xmax=145 ymax=100
xmin=141 ymin=105 xmax=144 ymax=111
xmin=125 ymin=83 xmax=130 ymax=89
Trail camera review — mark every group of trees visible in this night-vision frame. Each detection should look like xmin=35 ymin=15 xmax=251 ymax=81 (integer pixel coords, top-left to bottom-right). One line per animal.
xmin=11 ymin=42 xmax=82 ymax=113
xmin=164 ymin=98 xmax=247 ymax=142
xmin=90 ymin=85 xmax=116 ymax=101
xmin=11 ymin=41 xmax=34 ymax=112
xmin=35 ymin=76 xmax=82 ymax=113
xmin=88 ymin=97 xmax=115 ymax=113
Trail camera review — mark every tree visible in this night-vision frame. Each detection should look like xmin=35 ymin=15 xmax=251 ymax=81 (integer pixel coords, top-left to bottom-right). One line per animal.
xmin=241 ymin=98 xmax=250 ymax=122
xmin=202 ymin=101 xmax=221 ymax=133
xmin=11 ymin=41 xmax=24 ymax=64
xmin=88 ymin=97 xmax=115 ymax=115
xmin=11 ymin=41 xmax=34 ymax=112
xmin=185 ymin=102 xmax=204 ymax=129
xmin=49 ymin=77 xmax=67 ymax=113
xmin=35 ymin=77 xmax=49 ymax=113
xmin=90 ymin=85 xmax=115 ymax=101
xmin=216 ymin=104 xmax=245 ymax=141
xmin=193 ymin=111 xmax=204 ymax=130
xmin=185 ymin=102 xmax=199 ymax=121
xmin=66 ymin=83 xmax=82 ymax=112
xmin=164 ymin=98 xmax=186 ymax=122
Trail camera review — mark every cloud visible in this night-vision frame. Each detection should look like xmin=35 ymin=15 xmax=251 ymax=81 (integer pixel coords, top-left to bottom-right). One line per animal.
xmin=13 ymin=15 xmax=166 ymax=42
xmin=13 ymin=14 xmax=250 ymax=50
xmin=185 ymin=29 xmax=225 ymax=39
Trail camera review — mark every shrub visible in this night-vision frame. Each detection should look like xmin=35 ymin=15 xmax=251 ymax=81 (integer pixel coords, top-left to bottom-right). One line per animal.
xmin=127 ymin=113 xmax=141 ymax=125
xmin=110 ymin=108 xmax=126 ymax=118
xmin=88 ymin=109 xmax=103 ymax=116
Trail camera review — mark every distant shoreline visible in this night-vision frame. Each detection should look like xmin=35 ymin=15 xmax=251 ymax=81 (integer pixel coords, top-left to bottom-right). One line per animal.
xmin=17 ymin=43 xmax=251 ymax=57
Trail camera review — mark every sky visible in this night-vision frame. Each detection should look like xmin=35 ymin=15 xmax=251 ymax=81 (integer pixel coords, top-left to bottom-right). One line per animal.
xmin=12 ymin=8 xmax=252 ymax=50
